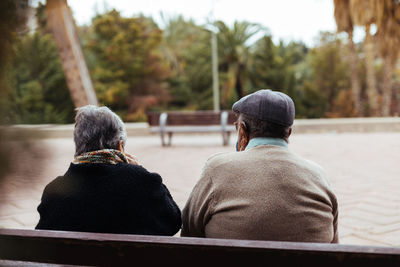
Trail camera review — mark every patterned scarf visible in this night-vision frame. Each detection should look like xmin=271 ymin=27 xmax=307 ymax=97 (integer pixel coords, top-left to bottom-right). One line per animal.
xmin=73 ymin=149 xmax=128 ymax=165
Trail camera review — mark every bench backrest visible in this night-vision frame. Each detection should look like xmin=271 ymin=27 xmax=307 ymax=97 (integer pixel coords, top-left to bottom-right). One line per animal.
xmin=1 ymin=229 xmax=400 ymax=266
xmin=147 ymin=111 xmax=237 ymax=126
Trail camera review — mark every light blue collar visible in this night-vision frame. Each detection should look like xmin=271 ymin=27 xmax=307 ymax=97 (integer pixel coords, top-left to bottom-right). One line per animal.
xmin=245 ymin=137 xmax=288 ymax=150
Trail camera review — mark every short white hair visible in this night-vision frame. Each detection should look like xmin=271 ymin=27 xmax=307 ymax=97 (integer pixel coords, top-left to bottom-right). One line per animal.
xmin=74 ymin=105 xmax=127 ymax=156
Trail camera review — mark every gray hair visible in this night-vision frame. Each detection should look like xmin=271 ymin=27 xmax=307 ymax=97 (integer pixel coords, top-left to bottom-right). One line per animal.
xmin=74 ymin=105 xmax=127 ymax=156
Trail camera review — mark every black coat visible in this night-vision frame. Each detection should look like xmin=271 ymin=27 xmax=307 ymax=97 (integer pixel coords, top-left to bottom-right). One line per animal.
xmin=36 ymin=163 xmax=182 ymax=236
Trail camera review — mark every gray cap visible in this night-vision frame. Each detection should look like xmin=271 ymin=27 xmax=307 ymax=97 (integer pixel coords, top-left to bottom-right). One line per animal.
xmin=232 ymin=89 xmax=295 ymax=126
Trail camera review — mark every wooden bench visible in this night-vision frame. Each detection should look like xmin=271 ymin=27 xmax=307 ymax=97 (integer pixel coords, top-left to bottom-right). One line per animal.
xmin=147 ymin=111 xmax=237 ymax=146
xmin=1 ymin=229 xmax=400 ymax=266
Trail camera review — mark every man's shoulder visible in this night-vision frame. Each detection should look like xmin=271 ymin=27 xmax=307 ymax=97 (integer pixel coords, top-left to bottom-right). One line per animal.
xmin=303 ymin=158 xmax=325 ymax=173
xmin=204 ymin=146 xmax=291 ymax=168
xmin=286 ymin=151 xmax=326 ymax=176
xmin=205 ymin=151 xmax=243 ymax=169
xmin=205 ymin=147 xmax=326 ymax=179
xmin=283 ymin=151 xmax=331 ymax=188
xmin=202 ymin=150 xmax=259 ymax=180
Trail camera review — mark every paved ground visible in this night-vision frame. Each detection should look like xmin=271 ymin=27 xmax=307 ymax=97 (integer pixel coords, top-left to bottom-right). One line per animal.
xmin=0 ymin=132 xmax=400 ymax=247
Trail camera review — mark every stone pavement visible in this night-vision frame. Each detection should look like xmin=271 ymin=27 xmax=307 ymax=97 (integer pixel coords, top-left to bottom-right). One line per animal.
xmin=0 ymin=132 xmax=399 ymax=247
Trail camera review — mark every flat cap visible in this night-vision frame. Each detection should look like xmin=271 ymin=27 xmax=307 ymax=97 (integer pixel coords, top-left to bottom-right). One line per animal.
xmin=232 ymin=89 xmax=295 ymax=126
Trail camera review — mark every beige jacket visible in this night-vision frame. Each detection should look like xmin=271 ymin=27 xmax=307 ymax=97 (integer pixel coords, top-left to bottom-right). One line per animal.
xmin=181 ymin=145 xmax=338 ymax=243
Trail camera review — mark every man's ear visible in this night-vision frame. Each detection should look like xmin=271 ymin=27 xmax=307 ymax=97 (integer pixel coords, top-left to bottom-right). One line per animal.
xmin=284 ymin=127 xmax=292 ymax=143
xmin=118 ymin=140 xmax=124 ymax=152
xmin=238 ymin=123 xmax=249 ymax=151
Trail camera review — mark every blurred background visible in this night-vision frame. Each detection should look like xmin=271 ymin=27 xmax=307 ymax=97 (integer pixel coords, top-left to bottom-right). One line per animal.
xmin=0 ymin=0 xmax=400 ymax=247
xmin=1 ymin=0 xmax=400 ymax=123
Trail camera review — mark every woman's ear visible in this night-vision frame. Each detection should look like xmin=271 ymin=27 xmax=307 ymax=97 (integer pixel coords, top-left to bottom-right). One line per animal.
xmin=118 ymin=140 xmax=124 ymax=152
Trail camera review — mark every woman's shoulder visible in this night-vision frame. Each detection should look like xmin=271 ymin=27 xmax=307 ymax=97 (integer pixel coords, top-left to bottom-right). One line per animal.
xmin=114 ymin=163 xmax=163 ymax=184
xmin=42 ymin=174 xmax=74 ymax=197
xmin=53 ymin=162 xmax=163 ymax=189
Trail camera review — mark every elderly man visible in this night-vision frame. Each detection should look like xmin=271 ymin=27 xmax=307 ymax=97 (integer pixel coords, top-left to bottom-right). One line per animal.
xmin=36 ymin=105 xmax=181 ymax=235
xmin=181 ymin=89 xmax=338 ymax=243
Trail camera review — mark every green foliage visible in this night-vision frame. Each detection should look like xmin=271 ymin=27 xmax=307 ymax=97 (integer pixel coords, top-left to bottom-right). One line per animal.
xmin=216 ymin=20 xmax=263 ymax=109
xmin=302 ymin=32 xmax=351 ymax=117
xmin=7 ymin=33 xmax=75 ymax=123
xmin=0 ymin=1 xmax=75 ymax=124
xmin=249 ymin=36 xmax=309 ymax=117
xmin=0 ymin=0 xmax=24 ymax=75
xmin=161 ymin=16 xmax=213 ymax=110
xmin=250 ymin=38 xmax=298 ymax=93
xmin=0 ymin=0 xmax=25 ymax=124
xmin=85 ymin=10 xmax=169 ymax=118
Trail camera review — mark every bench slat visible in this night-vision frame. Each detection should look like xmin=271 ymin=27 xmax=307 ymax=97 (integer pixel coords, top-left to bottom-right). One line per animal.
xmin=147 ymin=111 xmax=237 ymax=126
xmin=149 ymin=125 xmax=235 ymax=133
xmin=0 ymin=229 xmax=400 ymax=266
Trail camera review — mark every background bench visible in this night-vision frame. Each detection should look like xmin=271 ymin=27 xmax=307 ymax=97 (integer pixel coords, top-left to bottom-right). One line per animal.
xmin=147 ymin=111 xmax=237 ymax=146
xmin=1 ymin=229 xmax=400 ymax=266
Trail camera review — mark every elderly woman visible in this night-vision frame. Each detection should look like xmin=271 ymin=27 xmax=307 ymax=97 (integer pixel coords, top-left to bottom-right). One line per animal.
xmin=36 ymin=105 xmax=181 ymax=236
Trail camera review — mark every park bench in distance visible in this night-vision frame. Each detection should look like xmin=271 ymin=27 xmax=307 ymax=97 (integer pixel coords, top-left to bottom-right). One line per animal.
xmin=147 ymin=111 xmax=237 ymax=146
xmin=1 ymin=229 xmax=400 ymax=266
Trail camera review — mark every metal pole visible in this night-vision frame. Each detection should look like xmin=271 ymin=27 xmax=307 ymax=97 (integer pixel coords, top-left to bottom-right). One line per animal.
xmin=211 ymin=30 xmax=220 ymax=112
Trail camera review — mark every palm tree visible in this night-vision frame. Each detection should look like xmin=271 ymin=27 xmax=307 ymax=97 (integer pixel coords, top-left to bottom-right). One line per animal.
xmin=160 ymin=16 xmax=214 ymax=109
xmin=161 ymin=15 xmax=201 ymax=75
xmin=215 ymin=21 xmax=261 ymax=108
xmin=375 ymin=0 xmax=400 ymax=116
xmin=349 ymin=0 xmax=379 ymax=116
xmin=333 ymin=0 xmax=362 ymax=116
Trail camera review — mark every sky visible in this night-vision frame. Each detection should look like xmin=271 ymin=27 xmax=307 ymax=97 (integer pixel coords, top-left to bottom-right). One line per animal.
xmin=62 ymin=0 xmax=354 ymax=46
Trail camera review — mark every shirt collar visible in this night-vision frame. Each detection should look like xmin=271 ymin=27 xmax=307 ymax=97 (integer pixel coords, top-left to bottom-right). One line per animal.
xmin=245 ymin=137 xmax=288 ymax=150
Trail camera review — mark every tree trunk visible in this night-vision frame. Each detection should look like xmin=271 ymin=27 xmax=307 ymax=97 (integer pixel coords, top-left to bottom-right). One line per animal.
xmin=46 ymin=0 xmax=98 ymax=107
xmin=397 ymin=87 xmax=400 ymax=116
xmin=235 ymin=68 xmax=244 ymax=99
xmin=364 ymin=24 xmax=379 ymax=116
xmin=347 ymin=29 xmax=362 ymax=116
xmin=382 ymin=53 xmax=393 ymax=116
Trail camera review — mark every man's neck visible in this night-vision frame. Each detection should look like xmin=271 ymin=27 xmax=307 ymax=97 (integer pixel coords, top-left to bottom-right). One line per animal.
xmin=245 ymin=137 xmax=288 ymax=150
